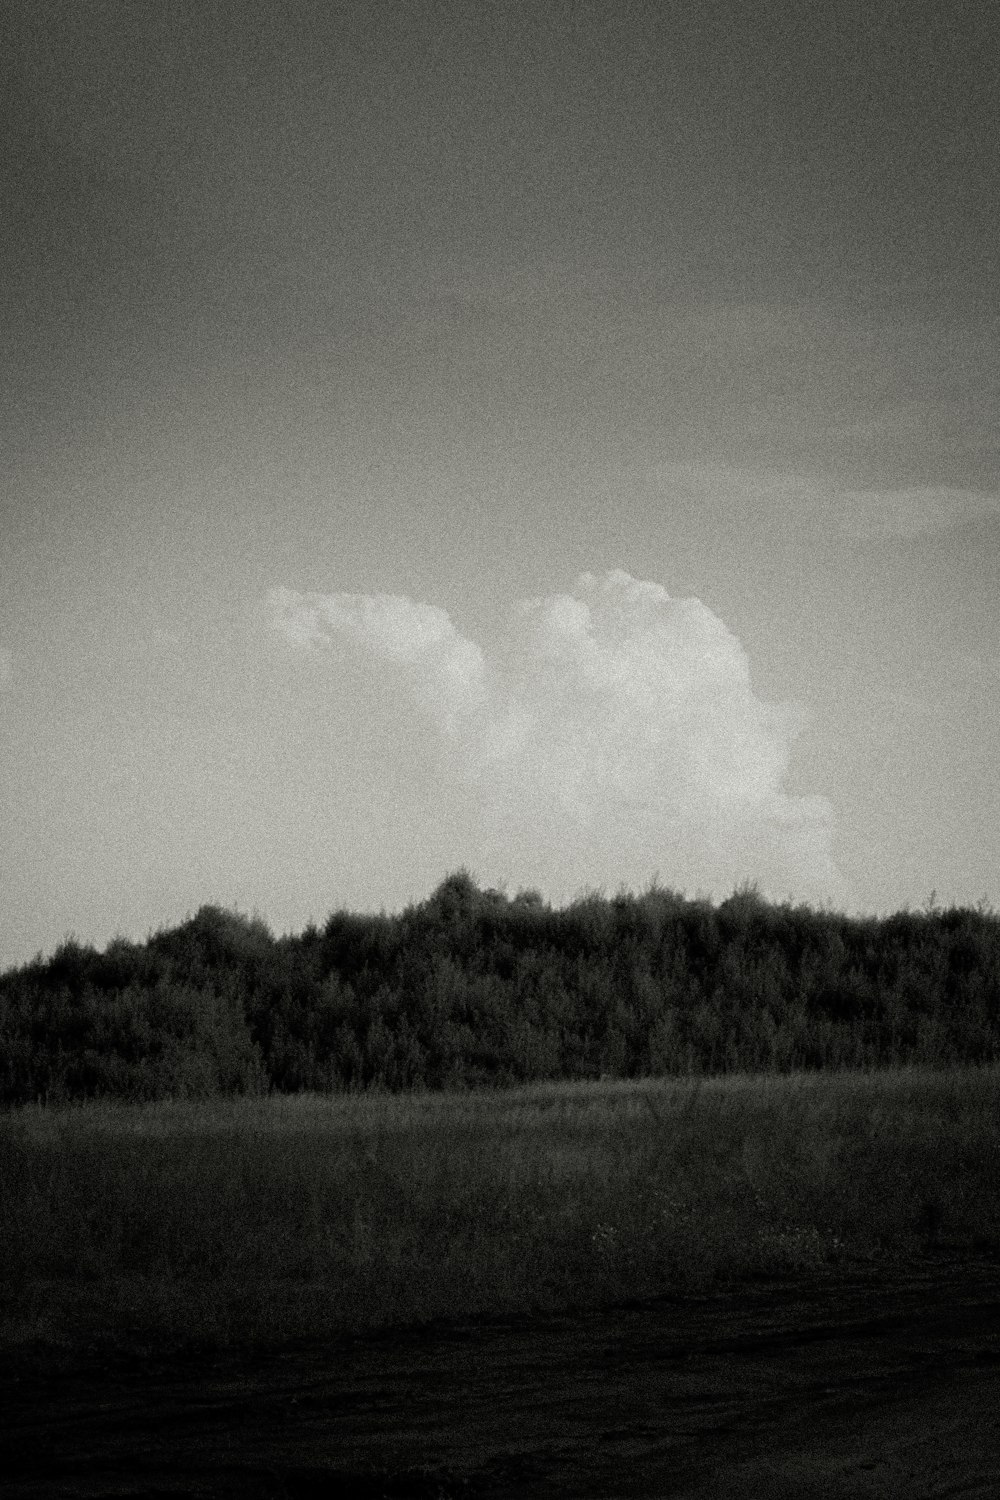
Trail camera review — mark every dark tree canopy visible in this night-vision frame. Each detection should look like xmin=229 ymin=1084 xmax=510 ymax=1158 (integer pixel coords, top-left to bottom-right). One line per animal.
xmin=2 ymin=875 xmax=998 ymax=1104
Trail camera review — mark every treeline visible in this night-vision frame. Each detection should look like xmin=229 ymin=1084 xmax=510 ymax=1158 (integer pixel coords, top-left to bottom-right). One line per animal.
xmin=2 ymin=872 xmax=999 ymax=1104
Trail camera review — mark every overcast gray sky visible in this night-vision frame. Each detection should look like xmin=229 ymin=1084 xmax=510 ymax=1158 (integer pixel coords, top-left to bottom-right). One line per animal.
xmin=2 ymin=0 xmax=998 ymax=967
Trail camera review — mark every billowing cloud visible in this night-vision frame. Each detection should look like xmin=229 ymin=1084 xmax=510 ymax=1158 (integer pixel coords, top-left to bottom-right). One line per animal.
xmin=269 ymin=572 xmax=846 ymax=905
xmin=269 ymin=585 xmax=486 ymax=728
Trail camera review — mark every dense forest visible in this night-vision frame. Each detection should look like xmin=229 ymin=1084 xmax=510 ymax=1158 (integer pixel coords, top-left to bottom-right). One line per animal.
xmin=2 ymin=872 xmax=999 ymax=1105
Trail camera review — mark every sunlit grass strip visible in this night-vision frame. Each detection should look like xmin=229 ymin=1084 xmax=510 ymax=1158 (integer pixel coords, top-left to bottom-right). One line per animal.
xmin=2 ymin=1066 xmax=999 ymax=1353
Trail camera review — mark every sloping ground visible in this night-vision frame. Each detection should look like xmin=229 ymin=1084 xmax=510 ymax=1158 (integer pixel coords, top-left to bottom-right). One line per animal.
xmin=3 ymin=1254 xmax=999 ymax=1499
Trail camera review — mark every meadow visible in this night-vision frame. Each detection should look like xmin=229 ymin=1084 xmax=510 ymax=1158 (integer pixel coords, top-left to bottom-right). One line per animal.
xmin=3 ymin=1064 xmax=999 ymax=1356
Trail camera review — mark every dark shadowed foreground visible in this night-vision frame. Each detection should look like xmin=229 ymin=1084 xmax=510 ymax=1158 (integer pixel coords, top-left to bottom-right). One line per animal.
xmin=4 ymin=1254 xmax=999 ymax=1499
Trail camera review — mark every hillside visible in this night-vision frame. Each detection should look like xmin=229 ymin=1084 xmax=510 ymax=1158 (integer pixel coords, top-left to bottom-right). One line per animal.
xmin=2 ymin=872 xmax=999 ymax=1104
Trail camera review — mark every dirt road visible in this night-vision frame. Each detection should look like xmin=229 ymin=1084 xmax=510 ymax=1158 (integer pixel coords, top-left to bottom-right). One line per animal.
xmin=3 ymin=1255 xmax=999 ymax=1498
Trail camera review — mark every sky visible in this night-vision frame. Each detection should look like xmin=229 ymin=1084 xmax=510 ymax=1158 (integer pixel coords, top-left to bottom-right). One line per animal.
xmin=2 ymin=0 xmax=998 ymax=968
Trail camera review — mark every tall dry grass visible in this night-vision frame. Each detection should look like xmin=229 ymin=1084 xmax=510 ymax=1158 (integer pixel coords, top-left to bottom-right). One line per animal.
xmin=2 ymin=1066 xmax=998 ymax=1353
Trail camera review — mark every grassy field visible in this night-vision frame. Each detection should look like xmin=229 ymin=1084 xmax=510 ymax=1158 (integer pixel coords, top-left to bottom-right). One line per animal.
xmin=2 ymin=1066 xmax=999 ymax=1354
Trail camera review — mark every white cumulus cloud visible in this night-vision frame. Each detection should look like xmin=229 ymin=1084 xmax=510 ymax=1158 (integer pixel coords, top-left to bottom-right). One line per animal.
xmin=269 ymin=572 xmax=846 ymax=905
xmin=269 ymin=585 xmax=486 ymax=727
